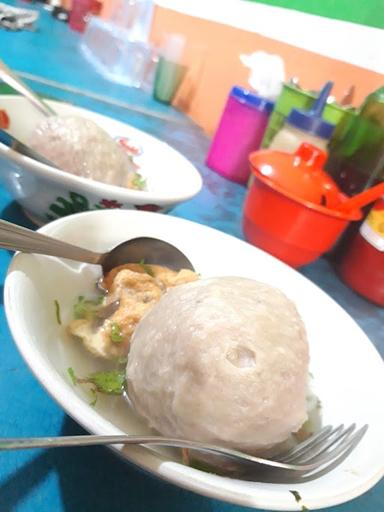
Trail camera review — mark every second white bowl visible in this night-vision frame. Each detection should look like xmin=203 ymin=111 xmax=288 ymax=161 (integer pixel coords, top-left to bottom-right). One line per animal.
xmin=0 ymin=95 xmax=202 ymax=224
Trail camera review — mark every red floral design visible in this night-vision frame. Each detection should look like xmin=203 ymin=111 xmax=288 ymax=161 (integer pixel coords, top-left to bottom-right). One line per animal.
xmin=134 ymin=204 xmax=161 ymax=212
xmin=116 ymin=136 xmax=142 ymax=156
xmin=99 ymin=199 xmax=123 ymax=209
xmin=0 ymin=109 xmax=10 ymax=130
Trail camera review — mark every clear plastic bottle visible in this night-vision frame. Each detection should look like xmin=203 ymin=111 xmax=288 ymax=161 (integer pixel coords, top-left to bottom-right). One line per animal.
xmin=269 ymin=81 xmax=335 ymax=153
xmin=269 ymin=124 xmax=330 ymax=152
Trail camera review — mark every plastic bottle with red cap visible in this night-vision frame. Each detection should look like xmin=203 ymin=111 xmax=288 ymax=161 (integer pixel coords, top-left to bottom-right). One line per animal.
xmin=338 ymin=197 xmax=384 ymax=306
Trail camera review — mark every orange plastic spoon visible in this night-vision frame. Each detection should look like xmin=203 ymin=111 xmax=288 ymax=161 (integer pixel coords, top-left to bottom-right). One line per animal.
xmin=337 ymin=182 xmax=384 ymax=213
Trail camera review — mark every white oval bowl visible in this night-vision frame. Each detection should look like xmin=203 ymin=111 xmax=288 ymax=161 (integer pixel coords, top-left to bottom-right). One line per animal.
xmin=0 ymin=96 xmax=202 ymax=224
xmin=4 ymin=209 xmax=384 ymax=510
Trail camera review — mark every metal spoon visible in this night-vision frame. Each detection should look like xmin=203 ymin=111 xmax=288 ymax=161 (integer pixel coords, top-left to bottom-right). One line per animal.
xmin=0 ymin=219 xmax=194 ymax=274
xmin=0 ymin=59 xmax=60 ymax=167
xmin=0 ymin=58 xmax=55 ymax=117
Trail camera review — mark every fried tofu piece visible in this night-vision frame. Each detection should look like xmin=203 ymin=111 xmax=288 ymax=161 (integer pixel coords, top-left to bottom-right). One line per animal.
xmin=68 ymin=264 xmax=198 ymax=359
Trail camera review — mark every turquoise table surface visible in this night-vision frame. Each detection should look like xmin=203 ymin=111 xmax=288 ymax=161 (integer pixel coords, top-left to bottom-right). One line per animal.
xmin=0 ymin=3 xmax=383 ymax=512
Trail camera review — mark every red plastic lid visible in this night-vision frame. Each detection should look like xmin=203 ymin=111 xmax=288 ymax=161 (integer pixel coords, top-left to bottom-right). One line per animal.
xmin=249 ymin=143 xmax=342 ymax=209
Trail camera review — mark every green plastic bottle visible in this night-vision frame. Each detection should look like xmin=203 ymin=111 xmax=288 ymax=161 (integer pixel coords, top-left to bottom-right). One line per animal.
xmin=326 ymin=86 xmax=384 ymax=263
xmin=325 ymin=86 xmax=384 ymax=196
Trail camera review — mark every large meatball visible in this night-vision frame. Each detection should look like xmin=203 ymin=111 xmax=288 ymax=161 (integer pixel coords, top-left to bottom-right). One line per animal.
xmin=29 ymin=115 xmax=135 ymax=187
xmin=126 ymin=277 xmax=309 ymax=452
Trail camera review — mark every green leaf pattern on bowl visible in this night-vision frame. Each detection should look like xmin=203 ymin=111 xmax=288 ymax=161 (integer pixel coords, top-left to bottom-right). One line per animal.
xmin=46 ymin=191 xmax=122 ymax=221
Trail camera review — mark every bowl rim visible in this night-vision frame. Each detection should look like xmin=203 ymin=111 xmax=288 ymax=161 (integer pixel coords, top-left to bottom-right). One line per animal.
xmin=0 ymin=97 xmax=203 ymax=205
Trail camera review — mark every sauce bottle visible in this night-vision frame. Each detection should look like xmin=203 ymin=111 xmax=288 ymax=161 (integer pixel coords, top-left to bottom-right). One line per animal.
xmin=269 ymin=81 xmax=335 ymax=153
xmin=325 ymin=89 xmax=384 ymax=262
xmin=338 ymin=197 xmax=384 ymax=306
xmin=326 ymin=86 xmax=384 ymax=196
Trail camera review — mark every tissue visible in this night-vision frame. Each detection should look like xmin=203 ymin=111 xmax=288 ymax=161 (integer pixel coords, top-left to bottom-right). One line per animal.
xmin=240 ymin=51 xmax=285 ymax=100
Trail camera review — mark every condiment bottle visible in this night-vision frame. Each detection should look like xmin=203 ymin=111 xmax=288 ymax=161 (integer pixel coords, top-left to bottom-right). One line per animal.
xmin=69 ymin=0 xmax=101 ymax=32
xmin=325 ymin=97 xmax=384 ymax=264
xmin=206 ymin=86 xmax=274 ymax=185
xmin=325 ymin=86 xmax=384 ymax=196
xmin=338 ymin=197 xmax=384 ymax=306
xmin=269 ymin=81 xmax=335 ymax=153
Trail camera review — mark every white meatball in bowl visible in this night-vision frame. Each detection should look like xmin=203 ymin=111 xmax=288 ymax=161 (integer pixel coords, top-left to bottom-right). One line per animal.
xmin=29 ymin=115 xmax=141 ymax=188
xmin=126 ymin=277 xmax=309 ymax=452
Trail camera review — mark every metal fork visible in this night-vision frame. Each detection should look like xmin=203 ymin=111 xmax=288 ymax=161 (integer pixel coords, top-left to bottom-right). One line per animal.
xmin=0 ymin=423 xmax=367 ymax=473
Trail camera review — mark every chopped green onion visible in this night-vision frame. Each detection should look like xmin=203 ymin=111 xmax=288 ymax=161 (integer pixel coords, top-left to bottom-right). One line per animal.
xmin=290 ymin=490 xmax=308 ymax=510
xmin=138 ymin=258 xmax=154 ymax=277
xmin=290 ymin=490 xmax=301 ymax=503
xmin=89 ymin=388 xmax=98 ymax=406
xmin=67 ymin=367 xmax=77 ymax=386
xmin=68 ymin=368 xmax=125 ymax=400
xmin=54 ymin=299 xmax=62 ymax=325
xmin=132 ymin=173 xmax=146 ymax=190
xmin=189 ymin=459 xmax=217 ymax=473
xmin=73 ymin=295 xmax=103 ymax=320
xmin=110 ymin=322 xmax=123 ymax=343
xmin=79 ymin=370 xmax=125 ymax=395
xmin=73 ymin=296 xmax=88 ymax=319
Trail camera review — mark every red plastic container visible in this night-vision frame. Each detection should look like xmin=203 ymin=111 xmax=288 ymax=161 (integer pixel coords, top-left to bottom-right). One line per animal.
xmin=338 ymin=198 xmax=384 ymax=306
xmin=243 ymin=143 xmax=362 ymax=267
xmin=69 ymin=0 xmax=100 ymax=32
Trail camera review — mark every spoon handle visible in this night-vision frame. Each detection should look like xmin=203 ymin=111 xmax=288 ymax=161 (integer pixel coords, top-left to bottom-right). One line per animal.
xmin=0 ymin=219 xmax=101 ymax=265
xmin=0 ymin=59 xmax=55 ymax=117
xmin=338 ymin=180 xmax=384 ymax=212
